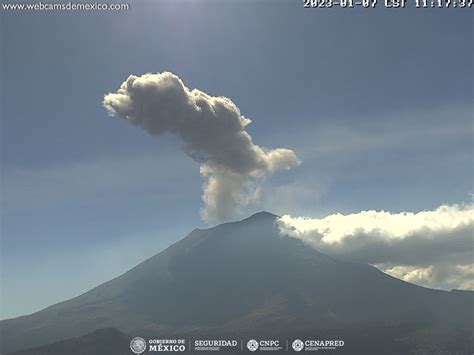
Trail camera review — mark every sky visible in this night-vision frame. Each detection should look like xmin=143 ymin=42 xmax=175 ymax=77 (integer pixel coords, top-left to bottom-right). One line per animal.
xmin=1 ymin=0 xmax=472 ymax=319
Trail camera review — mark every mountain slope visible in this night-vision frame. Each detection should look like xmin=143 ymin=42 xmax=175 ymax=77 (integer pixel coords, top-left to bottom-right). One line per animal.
xmin=1 ymin=212 xmax=473 ymax=353
xmin=8 ymin=328 xmax=131 ymax=355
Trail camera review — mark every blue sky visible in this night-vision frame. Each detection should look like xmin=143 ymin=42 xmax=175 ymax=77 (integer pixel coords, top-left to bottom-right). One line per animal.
xmin=1 ymin=1 xmax=472 ymax=319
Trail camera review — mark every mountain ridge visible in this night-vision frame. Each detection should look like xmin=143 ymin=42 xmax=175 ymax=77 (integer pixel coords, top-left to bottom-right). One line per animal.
xmin=1 ymin=211 xmax=472 ymax=354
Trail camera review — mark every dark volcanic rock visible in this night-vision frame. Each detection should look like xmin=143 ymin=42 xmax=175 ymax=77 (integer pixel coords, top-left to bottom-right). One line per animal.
xmin=1 ymin=212 xmax=473 ymax=354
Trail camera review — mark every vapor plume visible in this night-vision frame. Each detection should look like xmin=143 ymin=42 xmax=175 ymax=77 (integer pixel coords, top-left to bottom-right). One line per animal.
xmin=104 ymin=72 xmax=300 ymax=224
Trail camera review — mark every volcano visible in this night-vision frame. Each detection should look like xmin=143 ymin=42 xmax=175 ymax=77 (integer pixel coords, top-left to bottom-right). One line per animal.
xmin=1 ymin=212 xmax=473 ymax=354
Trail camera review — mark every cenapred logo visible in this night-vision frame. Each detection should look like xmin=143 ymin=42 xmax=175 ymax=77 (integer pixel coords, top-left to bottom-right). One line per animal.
xmin=130 ymin=337 xmax=147 ymax=354
xmin=247 ymin=339 xmax=259 ymax=351
xmin=292 ymin=339 xmax=304 ymax=352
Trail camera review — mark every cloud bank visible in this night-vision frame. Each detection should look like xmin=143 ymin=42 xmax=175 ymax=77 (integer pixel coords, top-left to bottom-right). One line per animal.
xmin=104 ymin=72 xmax=300 ymax=224
xmin=277 ymin=204 xmax=474 ymax=290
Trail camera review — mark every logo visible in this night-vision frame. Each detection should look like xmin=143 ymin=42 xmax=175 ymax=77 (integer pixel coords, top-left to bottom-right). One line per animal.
xmin=193 ymin=339 xmax=239 ymax=352
xmin=148 ymin=339 xmax=186 ymax=352
xmin=247 ymin=339 xmax=259 ymax=351
xmin=292 ymin=339 xmax=304 ymax=352
xmin=130 ymin=337 xmax=147 ymax=354
xmin=302 ymin=339 xmax=344 ymax=351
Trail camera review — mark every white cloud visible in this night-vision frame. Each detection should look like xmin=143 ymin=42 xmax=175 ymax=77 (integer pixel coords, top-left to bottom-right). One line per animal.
xmin=103 ymin=72 xmax=300 ymax=224
xmin=381 ymin=264 xmax=474 ymax=290
xmin=277 ymin=203 xmax=474 ymax=290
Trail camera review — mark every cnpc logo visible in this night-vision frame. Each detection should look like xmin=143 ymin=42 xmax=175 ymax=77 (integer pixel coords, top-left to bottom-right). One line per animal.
xmin=247 ymin=339 xmax=282 ymax=352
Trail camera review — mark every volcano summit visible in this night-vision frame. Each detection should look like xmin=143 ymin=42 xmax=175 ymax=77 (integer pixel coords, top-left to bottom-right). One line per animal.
xmin=1 ymin=212 xmax=472 ymax=354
